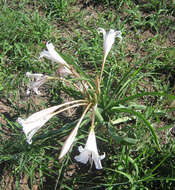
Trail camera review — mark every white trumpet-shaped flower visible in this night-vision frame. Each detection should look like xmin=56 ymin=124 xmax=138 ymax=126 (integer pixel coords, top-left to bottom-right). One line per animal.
xmin=17 ymin=105 xmax=61 ymax=144
xmin=26 ymin=72 xmax=49 ymax=95
xmin=39 ymin=42 xmax=72 ymax=74
xmin=75 ymin=128 xmax=105 ymax=169
xmin=98 ymin=28 xmax=122 ymax=61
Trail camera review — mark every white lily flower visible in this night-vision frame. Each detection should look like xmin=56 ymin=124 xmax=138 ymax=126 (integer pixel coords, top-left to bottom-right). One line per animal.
xmin=26 ymin=72 xmax=49 ymax=95
xmin=98 ymin=28 xmax=122 ymax=61
xmin=17 ymin=105 xmax=61 ymax=144
xmin=39 ymin=42 xmax=72 ymax=74
xmin=75 ymin=128 xmax=105 ymax=169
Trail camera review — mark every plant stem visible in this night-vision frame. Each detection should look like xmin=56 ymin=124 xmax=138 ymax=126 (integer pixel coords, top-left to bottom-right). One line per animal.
xmin=52 ymin=99 xmax=88 ymax=112
xmin=52 ymin=102 xmax=87 ymax=116
xmin=91 ymin=106 xmax=95 ymax=130
xmin=99 ymin=54 xmax=107 ymax=84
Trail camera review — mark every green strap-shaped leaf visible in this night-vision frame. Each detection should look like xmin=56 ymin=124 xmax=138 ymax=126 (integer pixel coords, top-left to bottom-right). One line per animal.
xmin=111 ymin=107 xmax=160 ymax=150
xmin=106 ymin=92 xmax=175 ymax=109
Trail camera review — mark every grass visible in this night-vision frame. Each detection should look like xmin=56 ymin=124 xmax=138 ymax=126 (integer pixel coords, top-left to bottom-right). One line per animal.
xmin=0 ymin=0 xmax=175 ymax=189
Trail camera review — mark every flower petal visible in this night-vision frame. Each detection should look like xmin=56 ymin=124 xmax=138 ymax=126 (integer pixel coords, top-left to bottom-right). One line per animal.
xmin=57 ymin=65 xmax=72 ymax=77
xmin=17 ymin=105 xmax=61 ymax=144
xmin=39 ymin=50 xmax=53 ymax=60
xmin=25 ymin=127 xmax=39 ymax=144
xmin=75 ymin=128 xmax=105 ymax=169
xmin=46 ymin=42 xmax=70 ymax=67
xmin=97 ymin=27 xmax=106 ymax=36
xmin=24 ymin=105 xmax=60 ymax=123
xmin=115 ymin=31 xmax=122 ymax=43
xmin=26 ymin=72 xmax=48 ymax=95
xmin=103 ymin=29 xmax=116 ymax=58
xmin=32 ymin=87 xmax=42 ymax=95
xmin=92 ymin=152 xmax=103 ymax=169
xmin=98 ymin=28 xmax=122 ymax=61
xmin=78 ymin=145 xmax=84 ymax=153
xmin=18 ymin=113 xmax=53 ymax=144
xmin=100 ymin=152 xmax=106 ymax=160
xmin=74 ymin=148 xmax=90 ymax=164
xmin=85 ymin=128 xmax=98 ymax=155
xmin=26 ymin=72 xmax=44 ymax=79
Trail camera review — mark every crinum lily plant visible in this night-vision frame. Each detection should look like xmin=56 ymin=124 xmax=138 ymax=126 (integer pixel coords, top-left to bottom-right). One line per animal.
xmin=17 ymin=28 xmax=122 ymax=169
